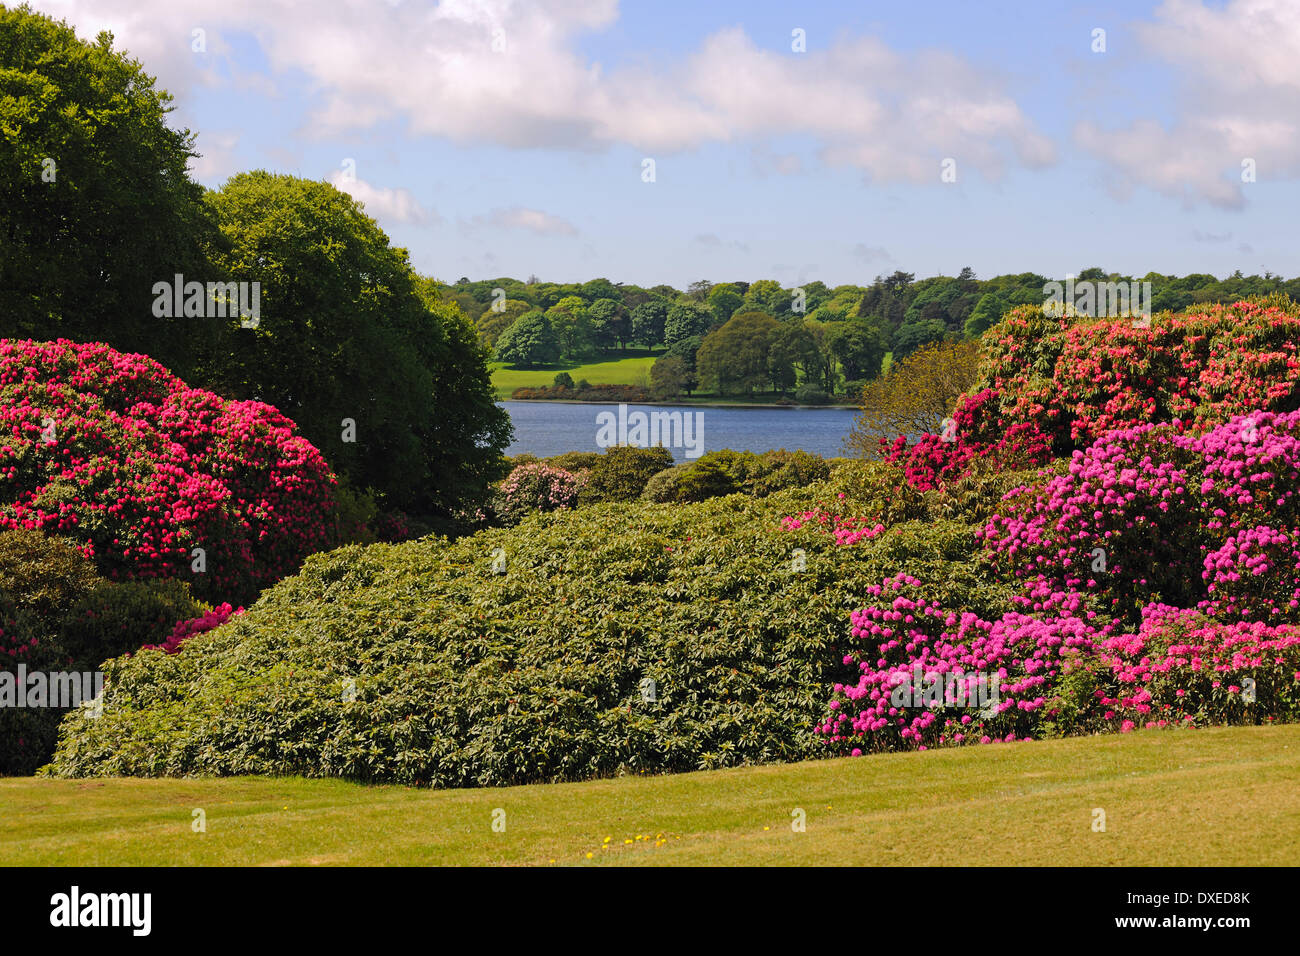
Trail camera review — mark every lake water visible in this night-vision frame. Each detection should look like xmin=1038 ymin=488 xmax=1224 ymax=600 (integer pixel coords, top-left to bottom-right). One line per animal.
xmin=501 ymin=401 xmax=860 ymax=461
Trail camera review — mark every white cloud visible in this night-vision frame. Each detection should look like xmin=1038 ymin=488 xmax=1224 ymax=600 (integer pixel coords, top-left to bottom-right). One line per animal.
xmin=328 ymin=171 xmax=434 ymax=225
xmin=1076 ymin=0 xmax=1300 ymax=207
xmin=30 ymin=0 xmax=1054 ymax=184
xmin=464 ymin=206 xmax=578 ymax=235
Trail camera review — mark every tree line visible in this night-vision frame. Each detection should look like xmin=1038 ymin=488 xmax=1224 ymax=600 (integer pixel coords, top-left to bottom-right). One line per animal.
xmin=445 ymin=266 xmax=1300 ymax=401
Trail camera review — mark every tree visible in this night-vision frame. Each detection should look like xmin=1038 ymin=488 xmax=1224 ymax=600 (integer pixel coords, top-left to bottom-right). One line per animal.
xmin=706 ymin=285 xmax=743 ymax=328
xmin=686 ymin=279 xmax=712 ymax=301
xmin=630 ymin=299 xmax=669 ymax=350
xmin=893 ymin=318 xmax=947 ymax=358
xmin=650 ymin=355 xmax=691 ymax=399
xmin=742 ymin=279 xmax=784 ymax=315
xmin=664 ymin=301 xmax=712 ymax=348
xmin=844 ymin=340 xmax=981 ymax=458
xmin=203 ymin=172 xmax=510 ymax=516
xmin=475 ymin=298 xmax=531 ymax=350
xmin=696 ymin=311 xmax=781 ymax=396
xmin=493 ymin=311 xmax=561 ymax=367
xmin=771 ymin=320 xmax=822 ymax=392
xmin=665 ymin=334 xmax=703 ymax=395
xmin=827 ymin=320 xmax=887 ymax=381
xmin=0 ymin=5 xmax=218 ymax=374
xmin=587 ymin=297 xmax=627 ymax=351
xmin=546 ymin=295 xmax=593 ymax=358
xmin=964 ymin=292 xmax=1008 ymax=338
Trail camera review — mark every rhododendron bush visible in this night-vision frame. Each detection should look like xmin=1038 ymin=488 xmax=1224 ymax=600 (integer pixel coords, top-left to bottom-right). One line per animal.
xmin=819 ymin=409 xmax=1300 ymax=756
xmin=0 ymin=339 xmax=336 ymax=603
xmin=885 ymin=299 xmax=1300 ymax=490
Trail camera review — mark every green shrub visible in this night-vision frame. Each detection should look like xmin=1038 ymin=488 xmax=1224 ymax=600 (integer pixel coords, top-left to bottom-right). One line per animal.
xmin=546 ymin=451 xmax=603 ymax=473
xmin=640 ymin=464 xmax=690 ymax=503
xmin=553 ymin=371 xmax=575 ymax=389
xmin=0 ymin=530 xmax=100 ymax=629
xmin=750 ymin=450 xmax=832 ymax=496
xmin=44 ymin=491 xmax=1008 ymax=786
xmin=581 ymin=445 xmax=675 ymax=502
xmin=795 ymin=385 xmax=831 ymax=405
xmin=59 ymin=579 xmax=208 ymax=668
xmin=639 ymin=450 xmax=831 ymax=504
xmin=670 ymin=455 xmax=740 ymax=502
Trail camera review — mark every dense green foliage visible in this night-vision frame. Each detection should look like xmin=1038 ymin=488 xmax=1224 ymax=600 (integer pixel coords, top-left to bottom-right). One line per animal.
xmin=0 ymin=529 xmax=207 ymax=774
xmin=0 ymin=3 xmax=216 ymax=372
xmin=45 ymin=481 xmax=1015 ymax=785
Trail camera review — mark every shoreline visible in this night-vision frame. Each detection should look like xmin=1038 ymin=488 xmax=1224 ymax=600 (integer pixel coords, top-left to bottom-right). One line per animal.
xmin=499 ymin=398 xmax=859 ymax=410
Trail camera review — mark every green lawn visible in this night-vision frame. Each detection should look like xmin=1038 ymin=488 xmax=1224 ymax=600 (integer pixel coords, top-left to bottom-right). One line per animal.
xmin=490 ymin=353 xmax=661 ymax=399
xmin=4 ymin=725 xmax=1298 ymax=865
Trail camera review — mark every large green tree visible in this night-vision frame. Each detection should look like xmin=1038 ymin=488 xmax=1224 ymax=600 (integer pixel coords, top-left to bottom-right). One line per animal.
xmin=203 ymin=171 xmax=509 ymax=516
xmin=493 ymin=310 xmax=561 ymax=367
xmin=0 ymin=4 xmax=217 ymax=371
xmin=697 ymin=311 xmax=781 ymax=396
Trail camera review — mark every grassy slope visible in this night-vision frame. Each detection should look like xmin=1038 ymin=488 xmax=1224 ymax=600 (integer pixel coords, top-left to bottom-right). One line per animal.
xmin=6 ymin=725 xmax=1298 ymax=866
xmin=490 ymin=354 xmax=660 ymax=399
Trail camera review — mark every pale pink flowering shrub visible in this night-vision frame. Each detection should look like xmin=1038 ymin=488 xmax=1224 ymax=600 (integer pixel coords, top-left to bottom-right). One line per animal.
xmin=496 ymin=462 xmax=583 ymax=525
xmin=0 ymin=339 xmax=337 ymax=603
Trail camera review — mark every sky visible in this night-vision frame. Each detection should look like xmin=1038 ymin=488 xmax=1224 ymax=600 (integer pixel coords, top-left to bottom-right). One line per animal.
xmin=28 ymin=0 xmax=1300 ymax=287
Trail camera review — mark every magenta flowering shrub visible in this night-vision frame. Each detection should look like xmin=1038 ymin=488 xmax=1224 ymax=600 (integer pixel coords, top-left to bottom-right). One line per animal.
xmin=887 ymin=301 xmax=1300 ymax=490
xmin=820 ymin=408 xmax=1300 ymax=755
xmin=143 ymin=602 xmax=242 ymax=655
xmin=1097 ymin=604 xmax=1300 ymax=730
xmin=821 ymin=574 xmax=1102 ymax=753
xmin=780 ymin=507 xmax=884 ymax=545
xmin=0 ymin=339 xmax=337 ymax=603
xmin=981 ymin=410 xmax=1300 ymax=628
xmin=495 ymin=462 xmax=584 ymax=525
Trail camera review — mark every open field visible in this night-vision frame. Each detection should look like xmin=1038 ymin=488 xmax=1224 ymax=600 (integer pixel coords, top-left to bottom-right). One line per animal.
xmin=5 ymin=725 xmax=1298 ymax=866
xmin=489 ymin=353 xmax=661 ymax=399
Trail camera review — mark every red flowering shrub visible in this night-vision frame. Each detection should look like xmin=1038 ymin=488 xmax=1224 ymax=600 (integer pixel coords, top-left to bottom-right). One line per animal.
xmin=883 ymin=388 xmax=1054 ymax=491
xmin=886 ymin=299 xmax=1300 ymax=489
xmin=0 ymin=339 xmax=337 ymax=603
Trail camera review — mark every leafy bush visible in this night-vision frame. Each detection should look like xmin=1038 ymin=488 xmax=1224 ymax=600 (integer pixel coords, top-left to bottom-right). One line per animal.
xmin=582 ymin=445 xmax=675 ymax=502
xmin=553 ymin=372 xmax=575 ymax=389
xmin=44 ymin=491 xmax=1010 ymax=785
xmin=546 ymin=451 xmax=603 ymax=473
xmin=0 ymin=339 xmax=337 ymax=604
xmin=0 ymin=529 xmax=208 ymax=774
xmin=59 ymin=579 xmax=208 ymax=667
xmin=639 ymin=450 xmax=832 ymax=504
xmin=795 ymin=385 xmax=831 ymax=405
xmin=0 ymin=529 xmax=100 ymax=647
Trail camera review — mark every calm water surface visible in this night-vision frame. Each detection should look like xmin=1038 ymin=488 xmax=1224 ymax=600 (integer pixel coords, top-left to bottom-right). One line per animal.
xmin=501 ymin=401 xmax=859 ymax=461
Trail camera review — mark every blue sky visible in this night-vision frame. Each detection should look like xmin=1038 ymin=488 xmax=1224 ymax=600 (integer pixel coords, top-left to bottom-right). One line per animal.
xmin=34 ymin=0 xmax=1300 ymax=286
